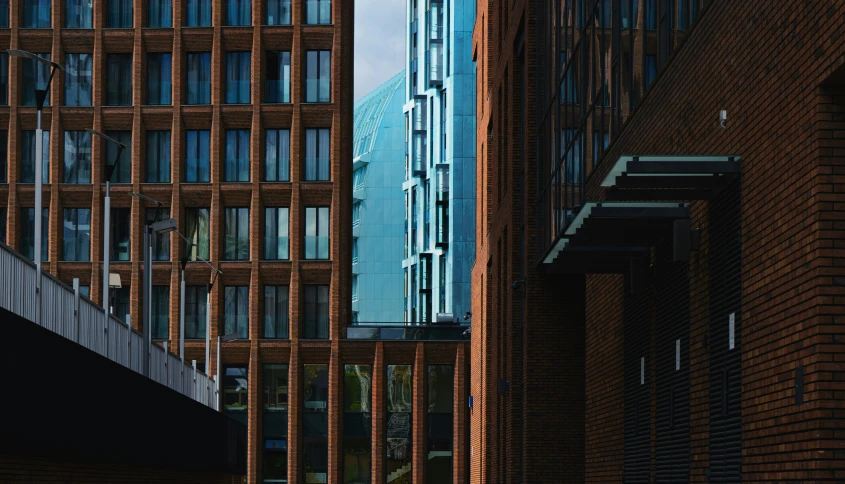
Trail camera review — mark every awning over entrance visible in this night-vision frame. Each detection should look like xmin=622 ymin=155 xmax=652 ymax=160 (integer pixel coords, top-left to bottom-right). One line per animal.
xmin=601 ymin=155 xmax=740 ymax=201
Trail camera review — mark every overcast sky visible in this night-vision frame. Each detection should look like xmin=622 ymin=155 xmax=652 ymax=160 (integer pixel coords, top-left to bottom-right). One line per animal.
xmin=354 ymin=0 xmax=406 ymax=101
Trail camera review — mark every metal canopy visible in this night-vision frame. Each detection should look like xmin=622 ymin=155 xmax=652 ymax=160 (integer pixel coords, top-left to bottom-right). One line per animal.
xmin=601 ymin=155 xmax=740 ymax=201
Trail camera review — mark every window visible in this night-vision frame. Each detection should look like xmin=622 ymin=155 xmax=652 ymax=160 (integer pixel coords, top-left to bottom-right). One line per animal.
xmin=592 ymin=130 xmax=609 ymax=166
xmin=266 ymin=0 xmax=290 ymax=25
xmin=352 ymin=238 xmax=358 ymax=265
xmin=352 ymin=202 xmax=361 ymax=228
xmin=184 ymin=285 xmax=209 ymax=339
xmin=621 ymin=0 xmax=640 ymax=28
xmin=105 ymin=131 xmax=131 ymax=183
xmin=226 ymin=0 xmax=251 ymax=26
xmin=184 ymin=207 xmax=210 ymax=261
xmin=678 ymin=0 xmax=689 ymax=30
xmin=185 ymin=130 xmax=210 ymax=182
xmin=225 ymin=129 xmax=250 ymax=181
xmin=146 ymin=53 xmax=172 ymax=105
xmin=304 ymin=128 xmax=330 ymax=181
xmin=225 ymin=52 xmax=251 ymax=104
xmin=427 ymin=365 xmax=453 ymax=482
xmin=22 ymin=53 xmax=51 ymax=106
xmin=20 ymin=208 xmax=48 ymax=261
xmin=64 ymin=53 xmax=92 ymax=107
xmin=0 ymin=131 xmax=7 ymax=183
xmin=265 ymin=51 xmax=291 ymax=103
xmin=344 ymin=365 xmax=372 ymax=484
xmin=0 ymin=0 xmax=8 ymax=28
xmin=110 ymin=207 xmax=130 ymax=261
xmin=79 ymin=285 xmax=90 ymax=298
xmin=186 ymin=53 xmax=211 ymax=104
xmin=223 ymin=366 xmax=249 ymax=424
xmin=265 ymin=129 xmax=290 ymax=181
xmin=305 ymin=0 xmax=330 ymax=24
xmin=63 ymin=130 xmax=91 ymax=184
xmin=108 ymin=0 xmax=133 ymax=27
xmin=645 ymin=0 xmax=656 ymax=29
xmin=302 ymin=285 xmax=328 ymax=339
xmin=224 ymin=286 xmax=249 ymax=339
xmin=66 ymin=0 xmax=92 ymax=28
xmin=151 ymin=286 xmax=169 ymax=340
xmin=0 ymin=209 xmax=5 ymax=244
xmin=645 ymin=55 xmax=657 ymax=90
xmin=186 ymin=0 xmax=211 ymax=26
xmin=351 ymin=275 xmax=358 ymax=302
xmin=305 ymin=50 xmax=331 ymax=103
xmin=353 ymin=167 xmax=366 ymax=191
xmin=146 ymin=130 xmax=171 ymax=183
xmin=438 ymin=255 xmax=446 ymax=313
xmin=304 ymin=207 xmax=329 ymax=260
xmin=562 ymin=129 xmax=582 ymax=184
xmin=303 ymin=365 xmax=328 ymax=483
xmin=62 ymin=208 xmax=91 ymax=261
xmin=148 ymin=0 xmax=172 ymax=27
xmin=112 ymin=286 xmax=131 ymax=323
xmin=146 ymin=208 xmax=171 ymax=261
xmin=23 ymin=0 xmax=51 ymax=28
xmin=263 ymin=286 xmax=289 ymax=339
xmin=224 ymin=207 xmax=250 ymax=260
xmin=387 ymin=365 xmax=412 ymax=483
xmin=263 ymin=364 xmax=289 ymax=483
xmin=0 ymin=53 xmax=7 ymax=106
xmin=106 ymin=54 xmax=132 ymax=106
xmin=264 ymin=207 xmax=289 ymax=260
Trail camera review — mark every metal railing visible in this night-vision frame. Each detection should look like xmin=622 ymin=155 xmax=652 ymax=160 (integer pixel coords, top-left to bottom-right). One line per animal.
xmin=0 ymin=242 xmax=219 ymax=410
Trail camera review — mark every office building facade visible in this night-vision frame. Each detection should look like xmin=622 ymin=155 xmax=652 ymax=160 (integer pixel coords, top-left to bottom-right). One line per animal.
xmin=403 ymin=0 xmax=476 ymax=324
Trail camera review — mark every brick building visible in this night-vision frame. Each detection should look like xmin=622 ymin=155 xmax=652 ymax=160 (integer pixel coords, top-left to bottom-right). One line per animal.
xmin=0 ymin=1 xmax=469 ymax=483
xmin=472 ymin=0 xmax=845 ymax=482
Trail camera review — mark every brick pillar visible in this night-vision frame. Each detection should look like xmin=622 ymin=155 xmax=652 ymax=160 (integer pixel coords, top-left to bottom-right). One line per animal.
xmin=454 ymin=344 xmax=467 ymax=483
xmin=413 ymin=343 xmax=426 ymax=483
xmin=328 ymin=343 xmax=341 ymax=483
xmin=288 ymin=344 xmax=301 ymax=483
xmin=372 ymin=343 xmax=385 ymax=483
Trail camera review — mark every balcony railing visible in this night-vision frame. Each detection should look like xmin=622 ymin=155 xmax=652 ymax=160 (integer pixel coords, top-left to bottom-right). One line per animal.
xmin=347 ymin=323 xmax=469 ymax=341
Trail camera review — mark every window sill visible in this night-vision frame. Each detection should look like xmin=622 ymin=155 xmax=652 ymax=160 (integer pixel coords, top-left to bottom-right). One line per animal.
xmin=300 ymin=180 xmax=332 ymax=183
xmin=260 ymin=181 xmax=293 ymax=184
xmin=261 ymin=259 xmax=291 ymax=263
xmin=301 ymin=259 xmax=331 ymax=262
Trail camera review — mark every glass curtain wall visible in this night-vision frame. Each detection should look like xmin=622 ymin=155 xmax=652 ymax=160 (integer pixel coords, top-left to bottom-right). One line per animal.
xmin=303 ymin=365 xmax=329 ymax=483
xmin=387 ymin=365 xmax=412 ymax=483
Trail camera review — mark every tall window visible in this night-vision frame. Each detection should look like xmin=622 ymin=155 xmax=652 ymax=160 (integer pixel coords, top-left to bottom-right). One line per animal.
xmin=105 ymin=131 xmax=131 ymax=183
xmin=224 ymin=207 xmax=250 ymax=260
xmin=304 ymin=128 xmax=330 ymax=181
xmin=645 ymin=55 xmax=657 ymax=90
xmin=107 ymin=0 xmax=133 ymax=27
xmin=0 ymin=132 xmax=6 ymax=183
xmin=224 ymin=286 xmax=249 ymax=339
xmin=265 ymin=51 xmax=291 ymax=103
xmin=266 ymin=0 xmax=291 ymax=25
xmin=264 ymin=207 xmax=289 ymax=260
xmin=62 ymin=208 xmax=91 ymax=261
xmin=146 ymin=130 xmax=171 ymax=183
xmin=225 ymin=129 xmax=250 ymax=181
xmin=185 ymin=0 xmax=211 ymax=26
xmin=305 ymin=0 xmax=331 ymax=24
xmin=387 ymin=365 xmax=413 ymax=483
xmin=146 ymin=53 xmax=172 ymax=105
xmin=184 ymin=207 xmax=210 ymax=261
xmin=106 ymin=54 xmax=132 ymax=106
xmin=21 ymin=131 xmax=49 ymax=184
xmin=427 ymin=365 xmax=454 ymax=482
xmin=23 ymin=0 xmax=51 ymax=28
xmin=185 ymin=130 xmax=210 ymax=182
xmin=146 ymin=208 xmax=171 ymax=261
xmin=438 ymin=255 xmax=446 ymax=313
xmin=263 ymin=364 xmax=289 ymax=482
xmin=63 ymin=130 xmax=91 ymax=184
xmin=223 ymin=366 xmax=249 ymax=424
xmin=22 ymin=54 xmax=51 ymax=106
xmin=305 ymin=50 xmax=331 ymax=103
xmin=226 ymin=0 xmax=251 ymax=25
xmin=0 ymin=208 xmax=5 ymax=244
xmin=110 ymin=207 xmax=130 ymax=261
xmin=20 ymin=208 xmax=49 ymax=261
xmin=185 ymin=285 xmax=209 ymax=339
xmin=263 ymin=286 xmax=289 ymax=339
xmin=114 ymin=286 xmax=131 ymax=324
xmin=225 ymin=52 xmax=251 ymax=104
xmin=265 ymin=129 xmax=290 ymax=181
xmin=645 ymin=0 xmax=656 ymax=29
xmin=0 ymin=53 xmax=8 ymax=105
xmin=186 ymin=53 xmax=211 ymax=104
xmin=64 ymin=53 xmax=92 ymax=106
xmin=147 ymin=0 xmax=172 ymax=27
xmin=304 ymin=207 xmax=329 ymax=260
xmin=302 ymin=285 xmax=328 ymax=339
xmin=303 ymin=365 xmax=329 ymax=483
xmin=344 ymin=365 xmax=372 ymax=484
xmin=151 ymin=286 xmax=169 ymax=340
xmin=65 ymin=0 xmax=92 ymax=28
xmin=678 ymin=0 xmax=689 ymax=30
xmin=0 ymin=0 xmax=9 ymax=28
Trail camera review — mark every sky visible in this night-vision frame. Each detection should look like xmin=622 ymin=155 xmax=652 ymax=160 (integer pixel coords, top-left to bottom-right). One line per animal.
xmin=354 ymin=0 xmax=406 ymax=101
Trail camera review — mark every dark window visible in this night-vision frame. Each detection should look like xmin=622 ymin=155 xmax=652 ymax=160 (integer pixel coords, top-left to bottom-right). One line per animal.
xmin=265 ymin=51 xmax=291 ymax=103
xmin=146 ymin=130 xmax=171 ymax=183
xmin=387 ymin=364 xmax=413 ymax=482
xmin=678 ymin=0 xmax=689 ymax=30
xmin=0 ymin=130 xmax=7 ymax=183
xmin=224 ymin=286 xmax=249 ymax=339
xmin=20 ymin=208 xmax=48 ymax=261
xmin=302 ymin=285 xmax=328 ymax=339
xmin=224 ymin=207 xmax=250 ymax=260
xmin=304 ymin=128 xmax=330 ymax=181
xmin=146 ymin=208 xmax=171 ymax=261
xmin=621 ymin=0 xmax=640 ymax=28
xmin=645 ymin=55 xmax=657 ymax=89
xmin=225 ymin=129 xmax=250 ymax=181
xmin=305 ymin=0 xmax=331 ymax=24
xmin=0 ymin=53 xmax=7 ymax=105
xmin=147 ymin=53 xmax=172 ymax=105
xmin=21 ymin=53 xmax=51 ymax=106
xmin=185 ymin=130 xmax=210 ymax=182
xmin=106 ymin=54 xmax=133 ymax=106
xmin=66 ymin=0 xmax=92 ymax=27
xmin=438 ymin=255 xmax=446 ymax=313
xmin=263 ymin=285 xmax=289 ymax=339
xmin=186 ymin=53 xmax=211 ymax=104
xmin=107 ymin=0 xmax=133 ymax=27
xmin=0 ymin=208 xmax=5 ymax=244
xmin=114 ymin=286 xmax=131 ymax=323
xmin=266 ymin=0 xmax=291 ymax=25
xmin=64 ymin=53 xmax=92 ymax=106
xmin=79 ymin=285 xmax=90 ymax=298
xmin=151 ymin=285 xmax=169 ymax=340
xmin=184 ymin=207 xmax=210 ymax=261
xmin=184 ymin=285 xmax=209 ymax=339
xmin=263 ymin=364 xmax=289 ymax=482
xmin=225 ymin=52 xmax=251 ymax=104
xmin=105 ymin=131 xmax=131 ymax=183
xmin=226 ymin=0 xmax=251 ymax=25
xmin=23 ymin=0 xmax=51 ymax=28
xmin=62 ymin=208 xmax=90 ymax=261
xmin=303 ymin=365 xmax=328 ymax=483
xmin=265 ymin=129 xmax=290 ymax=181
xmin=63 ymin=130 xmax=91 ymax=184
xmin=427 ymin=365 xmax=453 ymax=483
xmin=344 ymin=365 xmax=372 ymax=484
xmin=148 ymin=0 xmax=172 ymax=27
xmin=223 ymin=366 xmax=249 ymax=425
xmin=110 ymin=207 xmax=131 ymax=261
xmin=305 ymin=50 xmax=331 ymax=103
xmin=304 ymin=207 xmax=329 ymax=260
xmin=645 ymin=0 xmax=656 ymax=29
xmin=264 ymin=207 xmax=289 ymax=260
xmin=0 ymin=0 xmax=9 ymax=28
xmin=185 ymin=0 xmax=211 ymax=26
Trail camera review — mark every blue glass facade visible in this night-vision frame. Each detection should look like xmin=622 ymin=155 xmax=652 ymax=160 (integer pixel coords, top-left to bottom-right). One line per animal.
xmin=403 ymin=0 xmax=475 ymax=324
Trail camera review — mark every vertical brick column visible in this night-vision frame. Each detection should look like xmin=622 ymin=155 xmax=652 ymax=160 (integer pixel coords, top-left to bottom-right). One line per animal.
xmin=328 ymin=343 xmax=341 ymax=483
xmin=453 ymin=343 xmax=467 ymax=483
xmin=288 ymin=344 xmax=301 ymax=483
xmin=413 ymin=343 xmax=426 ymax=483
xmin=372 ymin=342 xmax=385 ymax=483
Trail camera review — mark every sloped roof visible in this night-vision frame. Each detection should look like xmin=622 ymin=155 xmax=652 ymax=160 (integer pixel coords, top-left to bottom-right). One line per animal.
xmin=353 ymin=70 xmax=405 ymax=159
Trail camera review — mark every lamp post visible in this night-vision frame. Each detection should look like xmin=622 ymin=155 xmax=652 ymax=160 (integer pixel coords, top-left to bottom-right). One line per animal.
xmin=9 ymin=49 xmax=63 ymax=325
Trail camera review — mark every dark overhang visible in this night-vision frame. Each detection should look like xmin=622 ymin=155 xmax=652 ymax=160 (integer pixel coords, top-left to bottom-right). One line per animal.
xmin=602 ymin=155 xmax=740 ymax=201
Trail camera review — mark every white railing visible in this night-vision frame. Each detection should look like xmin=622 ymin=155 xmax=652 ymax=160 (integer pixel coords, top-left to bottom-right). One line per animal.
xmin=0 ymin=242 xmax=218 ymax=410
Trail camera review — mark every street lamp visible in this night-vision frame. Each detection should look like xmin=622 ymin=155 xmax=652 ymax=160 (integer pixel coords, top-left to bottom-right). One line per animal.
xmin=10 ymin=49 xmax=63 ymax=325
xmin=87 ymin=129 xmax=127 ymax=316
